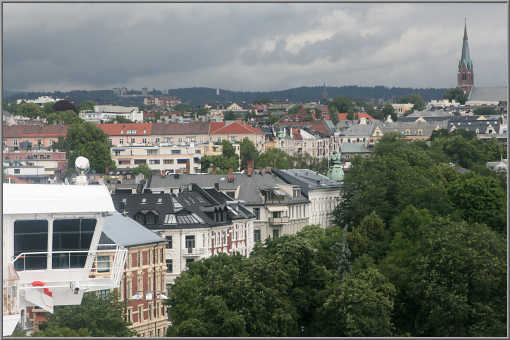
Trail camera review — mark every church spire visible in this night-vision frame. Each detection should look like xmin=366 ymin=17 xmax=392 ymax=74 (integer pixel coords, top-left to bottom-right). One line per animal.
xmin=457 ymin=18 xmax=474 ymax=96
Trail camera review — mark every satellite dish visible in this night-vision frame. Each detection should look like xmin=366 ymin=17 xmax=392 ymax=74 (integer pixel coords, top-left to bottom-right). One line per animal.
xmin=75 ymin=156 xmax=90 ymax=173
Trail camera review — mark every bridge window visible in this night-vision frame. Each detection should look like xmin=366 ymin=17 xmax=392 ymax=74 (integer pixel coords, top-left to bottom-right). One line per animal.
xmin=14 ymin=220 xmax=48 ymax=270
xmin=52 ymin=219 xmax=96 ymax=269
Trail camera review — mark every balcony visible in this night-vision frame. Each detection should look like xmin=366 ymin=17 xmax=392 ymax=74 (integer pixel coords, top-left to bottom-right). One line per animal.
xmin=183 ymin=247 xmax=205 ymax=257
xmin=269 ymin=216 xmax=290 ymax=225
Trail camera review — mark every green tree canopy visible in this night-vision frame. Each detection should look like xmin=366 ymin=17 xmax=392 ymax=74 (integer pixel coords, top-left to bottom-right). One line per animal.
xmin=36 ymin=292 xmax=134 ymax=337
xmin=443 ymin=87 xmax=467 ymax=104
xmin=78 ymin=101 xmax=96 ymax=111
xmin=63 ymin=122 xmax=116 ymax=174
xmin=380 ymin=213 xmax=506 ymax=336
xmin=397 ymin=94 xmax=425 ymax=111
xmin=131 ymin=163 xmax=152 ymax=179
xmin=240 ymin=138 xmax=259 ymax=169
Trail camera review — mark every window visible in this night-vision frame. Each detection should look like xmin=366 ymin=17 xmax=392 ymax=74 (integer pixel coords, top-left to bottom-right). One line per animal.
xmin=163 ymin=159 xmax=174 ymax=164
xmin=108 ymin=139 xmax=113 ymax=145
xmin=52 ymin=219 xmax=96 ymax=269
xmin=166 ymin=236 xmax=172 ymax=249
xmin=273 ymin=229 xmax=280 ymax=239
xmin=14 ymin=169 xmax=20 ymax=174
xmin=138 ymin=306 xmax=143 ymax=322
xmin=148 ymin=250 xmax=151 ymax=265
xmin=143 ymin=138 xmax=147 ymax=144
xmin=14 ymin=139 xmax=18 ymax=145
xmin=134 ymin=159 xmax=146 ymax=165
xmin=147 ymin=149 xmax=158 ymax=156
xmin=160 ymin=248 xmax=164 ymax=263
xmin=137 ymin=252 xmax=141 ymax=267
xmin=149 ymin=159 xmax=160 ymax=164
xmin=148 ymin=304 xmax=152 ymax=320
xmin=131 ymin=138 xmax=135 ymax=143
xmin=156 ymin=137 xmax=160 ymax=143
xmin=146 ymin=212 xmax=157 ymax=225
xmin=119 ymin=138 xmax=124 ymax=144
xmin=166 ymin=259 xmax=173 ymax=273
xmin=127 ymin=309 xmax=131 ymax=323
xmin=127 ymin=279 xmax=132 ymax=297
xmin=14 ymin=220 xmax=48 ymax=270
xmin=97 ymin=255 xmax=110 ymax=272
xmin=185 ymin=235 xmax=195 ymax=249
xmin=148 ymin=276 xmax=152 ymax=290
xmin=171 ymin=149 xmax=181 ymax=154
xmin=254 ymin=230 xmax=261 ymax=243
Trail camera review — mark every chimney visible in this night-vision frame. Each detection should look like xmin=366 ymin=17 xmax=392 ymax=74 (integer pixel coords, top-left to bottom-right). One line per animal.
xmin=228 ymin=168 xmax=234 ymax=183
xmin=214 ymin=182 xmax=220 ymax=191
xmin=185 ymin=159 xmax=191 ymax=174
xmin=247 ymin=159 xmax=254 ymax=176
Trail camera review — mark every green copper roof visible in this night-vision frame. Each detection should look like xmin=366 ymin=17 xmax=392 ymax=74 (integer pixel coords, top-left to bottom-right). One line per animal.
xmin=459 ymin=21 xmax=473 ymax=71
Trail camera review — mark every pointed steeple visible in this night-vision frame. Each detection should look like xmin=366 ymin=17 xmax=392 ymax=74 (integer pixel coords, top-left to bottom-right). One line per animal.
xmin=457 ymin=18 xmax=474 ymax=95
xmin=460 ymin=18 xmax=472 ymax=70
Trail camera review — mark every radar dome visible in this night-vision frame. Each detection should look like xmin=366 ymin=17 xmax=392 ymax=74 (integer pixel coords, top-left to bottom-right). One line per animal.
xmin=75 ymin=156 xmax=90 ymax=172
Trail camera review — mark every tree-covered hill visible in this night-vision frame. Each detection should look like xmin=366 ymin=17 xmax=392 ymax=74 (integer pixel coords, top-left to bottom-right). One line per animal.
xmin=4 ymin=86 xmax=447 ymax=107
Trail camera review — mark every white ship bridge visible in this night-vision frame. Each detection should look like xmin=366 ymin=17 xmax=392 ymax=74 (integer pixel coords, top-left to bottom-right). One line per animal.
xmin=2 ymin=182 xmax=127 ymax=336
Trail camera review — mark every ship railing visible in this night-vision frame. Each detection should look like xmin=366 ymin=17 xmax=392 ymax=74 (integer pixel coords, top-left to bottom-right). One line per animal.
xmin=11 ymin=246 xmax=127 ymax=288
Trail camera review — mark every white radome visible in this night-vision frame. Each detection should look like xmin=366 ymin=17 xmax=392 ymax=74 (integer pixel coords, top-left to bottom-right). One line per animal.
xmin=75 ymin=156 xmax=90 ymax=172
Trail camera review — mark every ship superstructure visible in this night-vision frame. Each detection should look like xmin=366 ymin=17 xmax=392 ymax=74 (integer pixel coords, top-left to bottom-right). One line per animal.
xmin=2 ymin=158 xmax=127 ymax=336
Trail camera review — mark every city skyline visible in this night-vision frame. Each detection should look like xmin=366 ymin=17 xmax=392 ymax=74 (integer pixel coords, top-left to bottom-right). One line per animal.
xmin=3 ymin=3 xmax=508 ymax=92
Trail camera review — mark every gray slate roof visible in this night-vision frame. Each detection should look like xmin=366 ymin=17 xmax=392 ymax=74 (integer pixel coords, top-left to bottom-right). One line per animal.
xmin=149 ymin=172 xmax=308 ymax=206
xmin=469 ymin=87 xmax=508 ymax=102
xmin=273 ymin=168 xmax=341 ymax=198
xmin=340 ymin=123 xmax=376 ymax=137
xmin=101 ymin=212 xmax=165 ymax=247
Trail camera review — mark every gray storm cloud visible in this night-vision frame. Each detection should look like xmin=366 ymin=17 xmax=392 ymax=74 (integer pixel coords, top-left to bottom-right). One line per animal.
xmin=3 ymin=3 xmax=507 ymax=91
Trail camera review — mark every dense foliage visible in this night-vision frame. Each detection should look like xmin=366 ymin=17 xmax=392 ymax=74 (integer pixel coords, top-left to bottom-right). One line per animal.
xmin=166 ymin=226 xmax=396 ymax=337
xmin=55 ymin=122 xmax=116 ymax=175
xmin=443 ymin=87 xmax=468 ymax=104
xmin=169 ymin=130 xmax=506 ymax=337
xmin=34 ymin=292 xmax=134 ymax=337
xmin=5 ymin=102 xmax=82 ymax=125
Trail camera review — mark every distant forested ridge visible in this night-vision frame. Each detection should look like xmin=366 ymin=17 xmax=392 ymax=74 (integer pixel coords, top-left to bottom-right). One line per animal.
xmin=4 ymin=86 xmax=447 ymax=107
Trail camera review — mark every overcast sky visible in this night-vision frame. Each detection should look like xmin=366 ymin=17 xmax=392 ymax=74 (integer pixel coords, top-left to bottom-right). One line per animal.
xmin=3 ymin=3 xmax=508 ymax=92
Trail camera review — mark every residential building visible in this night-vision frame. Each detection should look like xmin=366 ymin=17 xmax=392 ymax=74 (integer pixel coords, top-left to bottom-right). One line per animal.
xmin=97 ymin=123 xmax=153 ymax=147
xmin=148 ymin=169 xmax=315 ymax=244
xmin=152 ymin=122 xmax=211 ymax=146
xmin=209 ymin=122 xmax=265 ymax=153
xmin=2 ymin=124 xmax=68 ymax=151
xmin=448 ymin=115 xmax=504 ymax=138
xmin=111 ymin=184 xmax=255 ymax=284
xmin=16 ymin=96 xmax=62 ymax=106
xmin=111 ymin=143 xmax=201 ymax=174
xmin=340 ymin=143 xmax=372 ymax=161
xmin=272 ymin=169 xmax=341 ymax=227
xmin=391 ymin=103 xmax=414 ymax=116
xmin=100 ymin=212 xmax=168 ymax=337
xmin=3 ymin=151 xmax=67 ymax=181
xmin=81 ymin=105 xmax=144 ymax=122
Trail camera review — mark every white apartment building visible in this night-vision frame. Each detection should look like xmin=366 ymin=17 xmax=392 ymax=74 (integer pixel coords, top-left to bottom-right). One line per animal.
xmin=80 ymin=105 xmax=144 ymax=122
xmin=111 ymin=143 xmax=202 ymax=174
